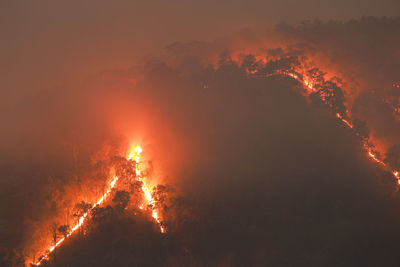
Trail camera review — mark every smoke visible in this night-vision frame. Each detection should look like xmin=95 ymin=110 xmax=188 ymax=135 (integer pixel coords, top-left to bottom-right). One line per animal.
xmin=2 ymin=16 xmax=400 ymax=266
xmin=275 ymin=17 xmax=400 ymax=153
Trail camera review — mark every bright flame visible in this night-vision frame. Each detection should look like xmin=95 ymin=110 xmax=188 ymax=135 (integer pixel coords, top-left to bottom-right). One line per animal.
xmin=246 ymin=62 xmax=400 ymax=186
xmin=128 ymin=146 xmax=165 ymax=233
xmin=336 ymin=113 xmax=354 ymax=129
xmin=367 ymin=151 xmax=385 ymax=166
xmin=35 ymin=146 xmax=166 ymax=265
xmin=288 ymin=70 xmax=400 ymax=185
xmin=36 ymin=175 xmax=119 ymax=265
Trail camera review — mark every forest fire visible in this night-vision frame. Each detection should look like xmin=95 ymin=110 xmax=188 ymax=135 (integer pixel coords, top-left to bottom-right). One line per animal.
xmin=367 ymin=151 xmax=385 ymax=166
xmin=287 ymin=67 xmax=400 ymax=185
xmin=2 ymin=8 xmax=400 ymax=266
xmin=365 ymin=149 xmax=400 ymax=185
xmin=335 ymin=113 xmax=354 ymax=129
xmin=35 ymin=175 xmax=119 ymax=266
xmin=247 ymin=59 xmax=400 ymax=186
xmin=289 ymin=67 xmax=400 ymax=184
xmin=128 ymin=146 xmax=165 ymax=233
xmin=34 ymin=146 xmax=165 ymax=266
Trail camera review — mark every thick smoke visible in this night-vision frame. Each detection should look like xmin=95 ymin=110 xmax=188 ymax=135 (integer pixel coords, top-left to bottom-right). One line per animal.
xmin=2 ymin=17 xmax=400 ymax=266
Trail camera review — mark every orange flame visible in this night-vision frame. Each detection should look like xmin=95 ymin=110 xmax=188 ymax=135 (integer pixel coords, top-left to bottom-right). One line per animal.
xmin=128 ymin=146 xmax=165 ymax=233
xmin=335 ymin=113 xmax=354 ymax=129
xmin=36 ymin=175 xmax=119 ymax=265
xmin=248 ymin=64 xmax=400 ymax=186
xmin=287 ymin=70 xmax=400 ymax=185
xmin=35 ymin=146 xmax=165 ymax=265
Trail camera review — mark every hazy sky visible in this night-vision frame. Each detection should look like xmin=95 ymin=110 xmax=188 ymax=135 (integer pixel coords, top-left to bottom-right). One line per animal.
xmin=1 ymin=0 xmax=399 ymax=86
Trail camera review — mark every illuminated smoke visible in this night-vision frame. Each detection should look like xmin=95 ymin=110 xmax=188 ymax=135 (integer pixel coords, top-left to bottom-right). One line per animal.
xmin=35 ymin=175 xmax=119 ymax=266
xmin=35 ymin=146 xmax=164 ymax=265
xmin=128 ymin=146 xmax=165 ymax=233
xmin=246 ymin=58 xmax=400 ymax=185
xmin=285 ymin=68 xmax=400 ymax=184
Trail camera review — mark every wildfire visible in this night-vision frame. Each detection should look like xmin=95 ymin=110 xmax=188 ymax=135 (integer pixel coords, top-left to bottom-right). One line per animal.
xmin=367 ymin=151 xmax=385 ymax=166
xmin=335 ymin=113 xmax=354 ymax=129
xmin=246 ymin=60 xmax=400 ymax=186
xmin=36 ymin=175 xmax=119 ymax=266
xmin=35 ymin=146 xmax=165 ymax=265
xmin=290 ymin=71 xmax=400 ymax=185
xmin=128 ymin=146 xmax=165 ymax=233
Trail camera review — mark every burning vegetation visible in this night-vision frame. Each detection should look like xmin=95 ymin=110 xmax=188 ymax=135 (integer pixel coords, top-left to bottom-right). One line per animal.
xmin=32 ymin=146 xmax=166 ymax=266
xmin=242 ymin=51 xmax=400 ymax=184
xmin=1 ymin=17 xmax=400 ymax=267
xmin=29 ymin=48 xmax=400 ymax=265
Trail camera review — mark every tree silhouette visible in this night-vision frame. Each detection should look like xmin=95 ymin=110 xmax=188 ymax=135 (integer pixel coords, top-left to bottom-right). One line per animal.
xmin=112 ymin=190 xmax=130 ymax=210
xmin=91 ymin=205 xmax=113 ymax=223
xmin=51 ymin=224 xmax=58 ymax=247
xmin=58 ymin=225 xmax=70 ymax=239
xmin=73 ymin=201 xmax=92 ymax=218
xmin=72 ymin=201 xmax=92 ymax=236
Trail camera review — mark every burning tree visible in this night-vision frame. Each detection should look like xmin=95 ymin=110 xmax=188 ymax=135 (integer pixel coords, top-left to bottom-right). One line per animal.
xmin=73 ymin=201 xmax=92 ymax=219
xmin=57 ymin=225 xmax=70 ymax=240
xmin=33 ymin=146 xmax=166 ymax=265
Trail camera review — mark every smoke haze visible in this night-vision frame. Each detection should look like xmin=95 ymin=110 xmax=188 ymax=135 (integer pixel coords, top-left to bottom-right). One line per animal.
xmin=1 ymin=1 xmax=400 ymax=266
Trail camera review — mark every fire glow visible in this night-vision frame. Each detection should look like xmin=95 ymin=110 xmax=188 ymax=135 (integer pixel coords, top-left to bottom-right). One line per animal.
xmin=35 ymin=146 xmax=165 ymax=266
xmin=128 ymin=146 xmax=165 ymax=233
xmin=35 ymin=175 xmax=119 ymax=266
xmin=247 ymin=61 xmax=400 ymax=185
xmin=286 ymin=69 xmax=400 ymax=185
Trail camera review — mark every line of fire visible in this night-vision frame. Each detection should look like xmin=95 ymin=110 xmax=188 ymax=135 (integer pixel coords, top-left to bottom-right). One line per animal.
xmin=29 ymin=51 xmax=400 ymax=267
xmin=244 ymin=54 xmax=400 ymax=184
xmin=33 ymin=146 xmax=165 ymax=266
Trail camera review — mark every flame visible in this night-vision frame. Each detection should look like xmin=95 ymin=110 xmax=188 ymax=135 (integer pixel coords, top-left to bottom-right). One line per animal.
xmin=303 ymin=76 xmax=315 ymax=93
xmin=367 ymin=150 xmax=385 ymax=166
xmin=128 ymin=146 xmax=165 ymax=233
xmin=365 ymin=148 xmax=400 ymax=184
xmin=284 ymin=70 xmax=400 ymax=184
xmin=335 ymin=113 xmax=354 ymax=129
xmin=393 ymin=171 xmax=400 ymax=185
xmin=286 ymin=70 xmax=400 ymax=185
xmin=36 ymin=146 xmax=166 ymax=266
xmin=31 ymin=56 xmax=397 ymax=265
xmin=246 ymin=62 xmax=400 ymax=186
xmin=36 ymin=175 xmax=119 ymax=265
xmin=35 ymin=146 xmax=165 ymax=265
